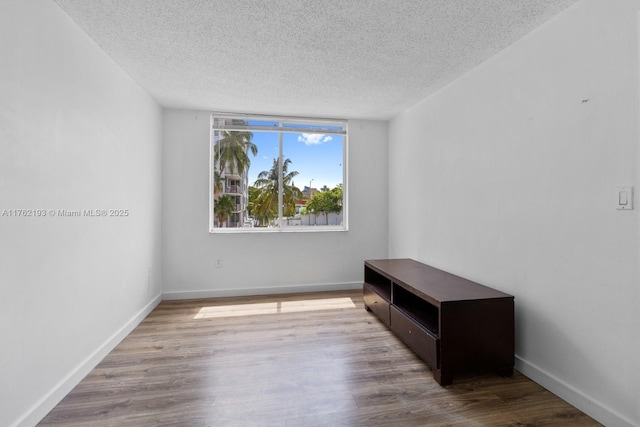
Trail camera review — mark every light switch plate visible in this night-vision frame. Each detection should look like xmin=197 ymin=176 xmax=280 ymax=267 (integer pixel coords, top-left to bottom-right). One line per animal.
xmin=616 ymin=186 xmax=633 ymax=210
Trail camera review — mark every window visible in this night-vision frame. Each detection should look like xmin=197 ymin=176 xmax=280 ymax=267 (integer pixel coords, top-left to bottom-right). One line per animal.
xmin=210 ymin=113 xmax=347 ymax=232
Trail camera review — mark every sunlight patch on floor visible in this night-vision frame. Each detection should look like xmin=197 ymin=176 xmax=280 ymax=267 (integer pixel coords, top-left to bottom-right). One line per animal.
xmin=194 ymin=297 xmax=356 ymax=319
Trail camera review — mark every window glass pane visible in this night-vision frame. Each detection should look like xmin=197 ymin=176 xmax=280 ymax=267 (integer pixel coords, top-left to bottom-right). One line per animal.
xmin=211 ymin=122 xmax=258 ymax=229
xmin=247 ymin=131 xmax=279 ymax=227
xmin=248 ymin=119 xmax=278 ymax=126
xmin=281 ymin=122 xmax=345 ymax=134
xmin=282 ymin=132 xmax=343 ymax=228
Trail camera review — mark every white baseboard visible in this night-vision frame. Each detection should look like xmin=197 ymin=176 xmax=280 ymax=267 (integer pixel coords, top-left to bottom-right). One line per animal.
xmin=162 ymin=281 xmax=363 ymax=300
xmin=15 ymin=294 xmax=163 ymax=427
xmin=515 ymin=356 xmax=638 ymax=427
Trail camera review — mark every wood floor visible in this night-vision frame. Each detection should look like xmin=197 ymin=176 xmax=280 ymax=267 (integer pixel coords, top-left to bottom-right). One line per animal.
xmin=40 ymin=290 xmax=601 ymax=426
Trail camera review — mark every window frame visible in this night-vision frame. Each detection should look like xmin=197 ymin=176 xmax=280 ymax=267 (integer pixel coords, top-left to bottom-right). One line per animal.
xmin=209 ymin=113 xmax=348 ymax=233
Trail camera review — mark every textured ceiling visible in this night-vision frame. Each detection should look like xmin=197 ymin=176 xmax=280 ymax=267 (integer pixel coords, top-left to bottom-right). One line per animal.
xmin=53 ymin=0 xmax=579 ymax=120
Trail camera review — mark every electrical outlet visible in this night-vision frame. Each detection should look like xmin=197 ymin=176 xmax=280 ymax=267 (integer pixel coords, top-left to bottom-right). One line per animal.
xmin=216 ymin=259 xmax=223 ymax=268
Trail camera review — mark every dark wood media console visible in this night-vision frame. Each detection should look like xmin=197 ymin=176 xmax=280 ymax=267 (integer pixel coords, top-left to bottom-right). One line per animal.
xmin=363 ymin=258 xmax=514 ymax=386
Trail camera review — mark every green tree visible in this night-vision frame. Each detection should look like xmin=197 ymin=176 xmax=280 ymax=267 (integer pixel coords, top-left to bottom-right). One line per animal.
xmin=213 ymin=170 xmax=224 ymax=200
xmin=304 ymin=196 xmax=319 ymax=225
xmin=213 ymin=122 xmax=258 ymax=176
xmin=253 ymin=158 xmax=302 ymax=224
xmin=331 ymin=184 xmax=343 ymax=211
xmin=247 ymin=186 xmax=267 ymax=226
xmin=214 ymin=195 xmax=235 ymax=227
xmin=305 ymin=184 xmax=343 ymax=225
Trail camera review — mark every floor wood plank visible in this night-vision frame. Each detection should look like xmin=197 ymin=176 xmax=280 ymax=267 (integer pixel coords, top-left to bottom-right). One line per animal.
xmin=39 ymin=290 xmax=601 ymax=426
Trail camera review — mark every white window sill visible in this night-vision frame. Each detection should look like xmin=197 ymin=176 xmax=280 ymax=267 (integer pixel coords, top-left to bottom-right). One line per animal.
xmin=209 ymin=226 xmax=347 ymax=234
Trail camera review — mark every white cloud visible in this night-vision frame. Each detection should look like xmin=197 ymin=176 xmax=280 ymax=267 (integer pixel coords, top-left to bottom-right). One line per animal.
xmin=297 ymin=133 xmax=333 ymax=146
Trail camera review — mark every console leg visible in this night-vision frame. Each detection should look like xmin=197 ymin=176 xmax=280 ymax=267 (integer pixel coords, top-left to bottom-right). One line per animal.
xmin=433 ymin=369 xmax=453 ymax=386
xmin=497 ymin=366 xmax=514 ymax=377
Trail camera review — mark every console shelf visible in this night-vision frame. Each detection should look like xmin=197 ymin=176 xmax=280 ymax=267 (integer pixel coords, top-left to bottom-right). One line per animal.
xmin=363 ymin=258 xmax=514 ymax=386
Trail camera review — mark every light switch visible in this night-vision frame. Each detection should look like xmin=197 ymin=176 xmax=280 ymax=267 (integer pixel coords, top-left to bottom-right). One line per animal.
xmin=619 ymin=191 xmax=628 ymax=205
xmin=616 ymin=186 xmax=633 ymax=210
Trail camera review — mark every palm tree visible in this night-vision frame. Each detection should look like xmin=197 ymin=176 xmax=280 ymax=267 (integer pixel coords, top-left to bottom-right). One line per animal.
xmin=246 ymin=185 xmax=269 ymax=226
xmin=214 ymin=195 xmax=235 ymax=227
xmin=213 ymin=170 xmax=224 ymax=200
xmin=213 ymin=122 xmax=257 ymax=176
xmin=253 ymin=158 xmax=302 ymax=224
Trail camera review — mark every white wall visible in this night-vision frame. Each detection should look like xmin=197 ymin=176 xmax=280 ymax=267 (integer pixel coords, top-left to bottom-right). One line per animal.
xmin=389 ymin=0 xmax=640 ymax=425
xmin=162 ymin=110 xmax=388 ymax=298
xmin=0 ymin=1 xmax=163 ymax=426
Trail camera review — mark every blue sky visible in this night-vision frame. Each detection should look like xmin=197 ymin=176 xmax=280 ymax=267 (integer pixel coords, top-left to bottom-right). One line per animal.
xmin=247 ymin=131 xmax=343 ymax=191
